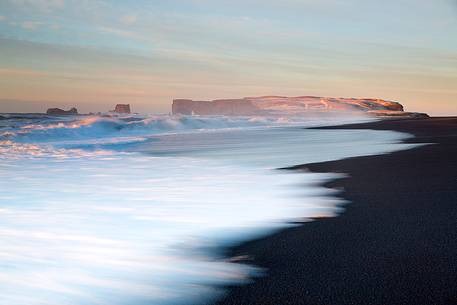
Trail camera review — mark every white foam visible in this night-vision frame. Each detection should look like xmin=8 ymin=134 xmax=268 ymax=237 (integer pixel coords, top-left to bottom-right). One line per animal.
xmin=4 ymin=114 xmax=373 ymax=146
xmin=0 ymin=114 xmax=418 ymax=305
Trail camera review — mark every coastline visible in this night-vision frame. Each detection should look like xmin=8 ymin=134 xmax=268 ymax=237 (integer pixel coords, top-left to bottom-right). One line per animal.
xmin=213 ymin=117 xmax=457 ymax=305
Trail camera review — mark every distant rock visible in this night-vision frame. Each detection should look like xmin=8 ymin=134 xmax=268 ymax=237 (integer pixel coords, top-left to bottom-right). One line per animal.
xmin=112 ymin=104 xmax=131 ymax=114
xmin=172 ymin=96 xmax=425 ymax=117
xmin=46 ymin=107 xmax=78 ymax=115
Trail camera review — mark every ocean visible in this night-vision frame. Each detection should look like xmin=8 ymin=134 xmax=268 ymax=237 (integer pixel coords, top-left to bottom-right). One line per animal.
xmin=0 ymin=113 xmax=417 ymax=305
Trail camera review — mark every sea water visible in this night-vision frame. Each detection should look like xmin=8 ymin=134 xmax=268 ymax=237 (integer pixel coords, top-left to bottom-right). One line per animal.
xmin=0 ymin=114 xmax=417 ymax=305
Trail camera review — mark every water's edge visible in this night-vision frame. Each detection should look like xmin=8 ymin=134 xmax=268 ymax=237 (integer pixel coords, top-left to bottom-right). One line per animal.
xmin=205 ymin=125 xmax=424 ymax=305
xmin=0 ymin=115 xmax=422 ymax=305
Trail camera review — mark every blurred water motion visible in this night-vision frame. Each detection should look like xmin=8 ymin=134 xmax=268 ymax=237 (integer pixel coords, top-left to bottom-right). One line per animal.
xmin=0 ymin=114 xmax=418 ymax=304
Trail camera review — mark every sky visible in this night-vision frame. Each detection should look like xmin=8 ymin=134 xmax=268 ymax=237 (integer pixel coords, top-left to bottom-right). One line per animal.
xmin=0 ymin=0 xmax=456 ymax=115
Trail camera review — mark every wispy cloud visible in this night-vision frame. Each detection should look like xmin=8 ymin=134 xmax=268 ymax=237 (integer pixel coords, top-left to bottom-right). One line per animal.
xmin=97 ymin=26 xmax=149 ymax=42
xmin=21 ymin=20 xmax=44 ymax=30
xmin=9 ymin=0 xmax=64 ymax=13
xmin=120 ymin=14 xmax=137 ymax=25
xmin=0 ymin=68 xmax=49 ymax=77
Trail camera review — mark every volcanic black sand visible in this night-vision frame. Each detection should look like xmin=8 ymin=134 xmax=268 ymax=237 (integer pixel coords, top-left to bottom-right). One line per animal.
xmin=214 ymin=117 xmax=457 ymax=305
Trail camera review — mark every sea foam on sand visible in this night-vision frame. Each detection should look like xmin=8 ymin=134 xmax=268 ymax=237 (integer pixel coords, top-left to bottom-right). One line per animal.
xmin=0 ymin=114 xmax=419 ymax=305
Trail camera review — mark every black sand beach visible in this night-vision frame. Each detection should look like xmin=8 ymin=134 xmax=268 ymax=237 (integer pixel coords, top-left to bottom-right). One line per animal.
xmin=214 ymin=117 xmax=457 ymax=305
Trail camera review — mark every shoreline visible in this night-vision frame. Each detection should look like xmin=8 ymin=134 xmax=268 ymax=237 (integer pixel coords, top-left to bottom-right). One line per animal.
xmin=213 ymin=117 xmax=457 ymax=305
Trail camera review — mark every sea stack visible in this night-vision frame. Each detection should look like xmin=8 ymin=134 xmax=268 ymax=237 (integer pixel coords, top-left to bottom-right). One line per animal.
xmin=46 ymin=107 xmax=78 ymax=115
xmin=113 ymin=104 xmax=131 ymax=114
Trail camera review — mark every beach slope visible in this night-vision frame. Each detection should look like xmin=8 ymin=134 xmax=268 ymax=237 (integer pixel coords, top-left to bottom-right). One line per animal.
xmin=214 ymin=117 xmax=457 ymax=305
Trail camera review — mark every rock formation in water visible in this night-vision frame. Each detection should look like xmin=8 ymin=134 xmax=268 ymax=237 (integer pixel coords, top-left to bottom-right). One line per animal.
xmin=172 ymin=96 xmax=429 ymax=117
xmin=112 ymin=104 xmax=131 ymax=114
xmin=46 ymin=107 xmax=78 ymax=115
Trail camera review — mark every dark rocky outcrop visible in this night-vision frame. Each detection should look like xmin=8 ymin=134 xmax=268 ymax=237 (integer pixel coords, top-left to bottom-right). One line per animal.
xmin=46 ymin=107 xmax=78 ymax=115
xmin=113 ymin=104 xmax=131 ymax=114
xmin=171 ymin=96 xmax=415 ymax=117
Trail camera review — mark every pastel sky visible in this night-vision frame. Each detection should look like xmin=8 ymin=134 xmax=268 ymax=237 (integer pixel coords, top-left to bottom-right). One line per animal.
xmin=0 ymin=0 xmax=456 ymax=115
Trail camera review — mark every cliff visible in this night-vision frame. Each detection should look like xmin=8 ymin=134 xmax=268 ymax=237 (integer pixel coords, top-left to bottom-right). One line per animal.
xmin=113 ymin=104 xmax=131 ymax=114
xmin=172 ymin=99 xmax=259 ymax=115
xmin=171 ymin=96 xmax=410 ymax=116
xmin=46 ymin=107 xmax=78 ymax=115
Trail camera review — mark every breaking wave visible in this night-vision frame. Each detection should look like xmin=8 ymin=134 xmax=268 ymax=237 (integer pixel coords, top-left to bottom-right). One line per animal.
xmin=3 ymin=115 xmax=298 ymax=144
xmin=0 ymin=114 xmax=313 ymax=158
xmin=2 ymin=113 xmax=375 ymax=144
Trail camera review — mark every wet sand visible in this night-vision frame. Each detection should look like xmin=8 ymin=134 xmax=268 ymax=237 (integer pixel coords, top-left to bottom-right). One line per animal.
xmin=214 ymin=117 xmax=457 ymax=305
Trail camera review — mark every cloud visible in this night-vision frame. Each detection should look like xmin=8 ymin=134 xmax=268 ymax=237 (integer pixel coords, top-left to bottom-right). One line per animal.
xmin=9 ymin=0 xmax=64 ymax=12
xmin=98 ymin=26 xmax=148 ymax=41
xmin=21 ymin=20 xmax=44 ymax=30
xmin=0 ymin=68 xmax=49 ymax=77
xmin=0 ymin=16 xmax=6 ymax=22
xmin=120 ymin=14 xmax=137 ymax=25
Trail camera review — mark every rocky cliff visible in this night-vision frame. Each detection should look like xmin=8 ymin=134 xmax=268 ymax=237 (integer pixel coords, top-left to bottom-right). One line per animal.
xmin=46 ymin=107 xmax=78 ymax=115
xmin=172 ymin=96 xmax=411 ymax=116
xmin=172 ymin=99 xmax=259 ymax=115
xmin=113 ymin=104 xmax=131 ymax=114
